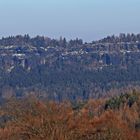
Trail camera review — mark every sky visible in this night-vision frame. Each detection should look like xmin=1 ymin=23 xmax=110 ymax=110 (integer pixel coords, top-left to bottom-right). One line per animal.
xmin=0 ymin=0 xmax=140 ymax=42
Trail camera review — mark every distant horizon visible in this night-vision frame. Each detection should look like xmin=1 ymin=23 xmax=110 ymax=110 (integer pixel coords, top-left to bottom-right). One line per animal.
xmin=0 ymin=0 xmax=140 ymax=42
xmin=0 ymin=32 xmax=140 ymax=43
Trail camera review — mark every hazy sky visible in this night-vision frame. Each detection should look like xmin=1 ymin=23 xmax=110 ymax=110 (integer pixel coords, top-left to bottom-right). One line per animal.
xmin=0 ymin=0 xmax=140 ymax=41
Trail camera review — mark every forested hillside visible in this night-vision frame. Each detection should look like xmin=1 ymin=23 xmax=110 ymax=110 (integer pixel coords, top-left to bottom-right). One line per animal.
xmin=0 ymin=34 xmax=140 ymax=101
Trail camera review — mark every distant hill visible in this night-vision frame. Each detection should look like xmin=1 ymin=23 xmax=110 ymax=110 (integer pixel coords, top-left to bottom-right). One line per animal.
xmin=0 ymin=33 xmax=140 ymax=101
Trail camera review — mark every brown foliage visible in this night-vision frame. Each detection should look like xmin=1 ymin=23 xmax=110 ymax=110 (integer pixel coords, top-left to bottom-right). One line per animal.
xmin=0 ymin=94 xmax=140 ymax=140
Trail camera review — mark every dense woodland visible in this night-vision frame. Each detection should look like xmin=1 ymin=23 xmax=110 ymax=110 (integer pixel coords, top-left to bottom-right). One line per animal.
xmin=0 ymin=90 xmax=140 ymax=140
xmin=0 ymin=34 xmax=140 ymax=139
xmin=0 ymin=34 xmax=140 ymax=101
